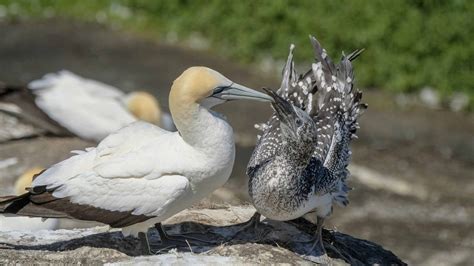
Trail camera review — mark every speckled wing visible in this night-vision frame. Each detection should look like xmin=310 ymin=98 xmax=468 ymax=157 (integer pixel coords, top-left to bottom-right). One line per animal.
xmin=248 ymin=44 xmax=316 ymax=177
xmin=277 ymin=44 xmax=316 ymax=111
xmin=309 ymin=37 xmax=366 ymax=205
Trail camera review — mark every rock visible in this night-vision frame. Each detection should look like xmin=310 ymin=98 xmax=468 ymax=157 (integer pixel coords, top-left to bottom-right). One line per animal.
xmin=0 ymin=112 xmax=44 ymax=143
xmin=0 ymin=205 xmax=406 ymax=265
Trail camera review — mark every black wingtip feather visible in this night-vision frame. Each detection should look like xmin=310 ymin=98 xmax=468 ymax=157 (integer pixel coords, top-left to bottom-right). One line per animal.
xmin=346 ymin=48 xmax=365 ymax=62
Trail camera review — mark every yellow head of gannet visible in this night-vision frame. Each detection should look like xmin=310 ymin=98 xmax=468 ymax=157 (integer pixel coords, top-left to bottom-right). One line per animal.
xmin=169 ymin=67 xmax=272 ymax=129
xmin=14 ymin=167 xmax=44 ymax=195
xmin=124 ymin=91 xmax=162 ymax=125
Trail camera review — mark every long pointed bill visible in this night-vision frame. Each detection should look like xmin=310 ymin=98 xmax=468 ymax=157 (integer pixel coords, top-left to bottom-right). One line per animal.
xmin=263 ymin=88 xmax=296 ymax=124
xmin=215 ymin=83 xmax=274 ymax=102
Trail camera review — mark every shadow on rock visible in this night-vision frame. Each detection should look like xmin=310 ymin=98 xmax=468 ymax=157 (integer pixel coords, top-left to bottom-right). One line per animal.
xmin=1 ymin=219 xmax=406 ymax=265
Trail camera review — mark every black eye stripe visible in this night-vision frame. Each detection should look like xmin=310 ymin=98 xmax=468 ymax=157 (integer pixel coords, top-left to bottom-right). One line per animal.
xmin=213 ymin=84 xmax=233 ymax=94
xmin=213 ymin=86 xmax=225 ymax=94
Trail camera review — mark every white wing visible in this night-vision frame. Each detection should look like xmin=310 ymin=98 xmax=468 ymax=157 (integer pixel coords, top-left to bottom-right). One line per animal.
xmin=28 ymin=70 xmax=137 ymax=142
xmin=32 ymin=121 xmax=194 ymax=217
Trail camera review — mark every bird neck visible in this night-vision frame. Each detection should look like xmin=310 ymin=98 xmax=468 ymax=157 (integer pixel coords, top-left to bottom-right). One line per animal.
xmin=171 ymin=102 xmax=233 ymax=150
xmin=277 ymin=139 xmax=314 ymax=168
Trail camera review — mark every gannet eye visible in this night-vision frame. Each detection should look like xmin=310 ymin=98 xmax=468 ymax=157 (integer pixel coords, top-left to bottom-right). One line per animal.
xmin=213 ymin=86 xmax=225 ymax=94
xmin=212 ymin=85 xmax=230 ymax=95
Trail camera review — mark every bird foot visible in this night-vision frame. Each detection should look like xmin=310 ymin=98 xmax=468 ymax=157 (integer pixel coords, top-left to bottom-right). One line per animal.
xmin=301 ymin=237 xmax=331 ymax=264
xmin=138 ymin=232 xmax=154 ymax=255
xmin=227 ymin=212 xmax=262 ymax=241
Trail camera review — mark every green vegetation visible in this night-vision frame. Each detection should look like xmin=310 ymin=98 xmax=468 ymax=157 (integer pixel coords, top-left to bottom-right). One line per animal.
xmin=1 ymin=0 xmax=473 ymax=106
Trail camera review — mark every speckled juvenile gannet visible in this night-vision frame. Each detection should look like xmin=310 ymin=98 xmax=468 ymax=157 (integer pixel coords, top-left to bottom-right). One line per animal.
xmin=246 ymin=36 xmax=366 ymax=260
xmin=0 ymin=67 xmax=272 ymax=252
xmin=0 ymin=70 xmax=176 ymax=142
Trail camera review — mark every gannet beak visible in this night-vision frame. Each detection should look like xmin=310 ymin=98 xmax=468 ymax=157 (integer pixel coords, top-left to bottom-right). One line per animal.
xmin=212 ymin=83 xmax=274 ymax=102
xmin=263 ymin=88 xmax=299 ymax=135
xmin=263 ymin=88 xmax=295 ymax=119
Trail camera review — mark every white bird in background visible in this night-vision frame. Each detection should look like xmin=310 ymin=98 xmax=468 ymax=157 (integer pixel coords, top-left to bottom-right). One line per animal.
xmin=0 ymin=67 xmax=273 ymax=253
xmin=13 ymin=167 xmax=45 ymax=196
xmin=0 ymin=70 xmax=176 ymax=142
xmin=0 ymin=167 xmax=59 ymax=231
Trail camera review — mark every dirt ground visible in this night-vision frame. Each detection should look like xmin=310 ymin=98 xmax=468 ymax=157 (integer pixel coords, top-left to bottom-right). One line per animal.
xmin=0 ymin=19 xmax=473 ymax=265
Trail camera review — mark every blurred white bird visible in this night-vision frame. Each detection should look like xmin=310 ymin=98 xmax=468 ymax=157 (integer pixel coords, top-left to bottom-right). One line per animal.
xmin=0 ymin=67 xmax=272 ymax=253
xmin=0 ymin=70 xmax=176 ymax=142
xmin=0 ymin=167 xmax=60 ymax=231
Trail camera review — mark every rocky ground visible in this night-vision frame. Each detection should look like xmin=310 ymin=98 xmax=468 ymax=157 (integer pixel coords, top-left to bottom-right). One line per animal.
xmin=0 ymin=206 xmax=404 ymax=265
xmin=0 ymin=19 xmax=473 ymax=265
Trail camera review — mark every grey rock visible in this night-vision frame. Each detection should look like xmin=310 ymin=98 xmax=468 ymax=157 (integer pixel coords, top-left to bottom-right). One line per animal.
xmin=0 ymin=206 xmax=405 ymax=265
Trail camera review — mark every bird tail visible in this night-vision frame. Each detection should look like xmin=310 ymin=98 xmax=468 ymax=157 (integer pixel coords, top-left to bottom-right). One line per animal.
xmin=0 ymin=168 xmax=68 ymax=218
xmin=0 ymin=191 xmax=73 ymax=219
xmin=0 ymin=193 xmax=30 ymax=214
xmin=308 ymin=36 xmax=367 ymax=206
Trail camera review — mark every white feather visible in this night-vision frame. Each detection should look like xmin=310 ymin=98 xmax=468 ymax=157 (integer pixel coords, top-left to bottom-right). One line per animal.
xmin=28 ymin=70 xmax=138 ymax=142
xmin=32 ymin=117 xmax=235 ymax=236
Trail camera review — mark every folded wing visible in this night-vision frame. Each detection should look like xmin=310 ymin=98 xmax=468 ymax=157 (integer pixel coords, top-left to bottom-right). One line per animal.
xmin=26 ymin=122 xmax=192 ymax=221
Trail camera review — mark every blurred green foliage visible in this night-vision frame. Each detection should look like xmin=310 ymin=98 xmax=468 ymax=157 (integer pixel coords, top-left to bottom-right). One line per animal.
xmin=1 ymin=0 xmax=473 ymax=103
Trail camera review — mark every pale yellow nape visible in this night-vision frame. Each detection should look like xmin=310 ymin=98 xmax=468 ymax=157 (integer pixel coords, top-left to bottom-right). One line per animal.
xmin=169 ymin=67 xmax=226 ymax=120
xmin=126 ymin=91 xmax=162 ymax=125
xmin=14 ymin=167 xmax=44 ymax=195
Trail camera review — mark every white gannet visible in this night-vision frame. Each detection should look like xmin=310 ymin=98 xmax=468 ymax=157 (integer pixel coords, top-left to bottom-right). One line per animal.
xmin=0 ymin=67 xmax=272 ymax=253
xmin=0 ymin=167 xmax=60 ymax=231
xmin=0 ymin=70 xmax=176 ymax=142
xmin=246 ymin=37 xmax=366 ymax=262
